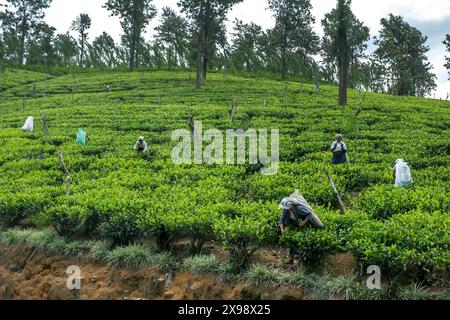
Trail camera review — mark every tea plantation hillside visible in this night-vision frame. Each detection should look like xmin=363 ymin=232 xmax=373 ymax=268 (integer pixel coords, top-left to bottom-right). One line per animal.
xmin=0 ymin=68 xmax=449 ymax=285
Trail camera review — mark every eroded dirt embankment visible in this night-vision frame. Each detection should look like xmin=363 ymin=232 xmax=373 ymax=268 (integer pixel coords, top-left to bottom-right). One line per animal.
xmin=0 ymin=244 xmax=306 ymax=300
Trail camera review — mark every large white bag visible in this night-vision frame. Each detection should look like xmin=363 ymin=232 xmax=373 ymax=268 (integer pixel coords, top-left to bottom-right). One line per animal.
xmin=21 ymin=116 xmax=34 ymax=132
xmin=395 ymin=160 xmax=413 ymax=187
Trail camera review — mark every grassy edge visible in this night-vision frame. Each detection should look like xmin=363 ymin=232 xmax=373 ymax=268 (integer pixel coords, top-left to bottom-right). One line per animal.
xmin=0 ymin=227 xmax=447 ymax=300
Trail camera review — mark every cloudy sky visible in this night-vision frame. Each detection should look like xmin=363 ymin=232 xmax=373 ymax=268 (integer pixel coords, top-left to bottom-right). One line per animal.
xmin=2 ymin=0 xmax=449 ymax=98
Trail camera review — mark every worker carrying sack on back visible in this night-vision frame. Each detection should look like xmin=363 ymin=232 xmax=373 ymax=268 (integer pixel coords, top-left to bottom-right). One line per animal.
xmin=21 ymin=116 xmax=34 ymax=132
xmin=76 ymin=128 xmax=88 ymax=145
xmin=392 ymin=159 xmax=413 ymax=187
xmin=279 ymin=190 xmax=324 ymax=264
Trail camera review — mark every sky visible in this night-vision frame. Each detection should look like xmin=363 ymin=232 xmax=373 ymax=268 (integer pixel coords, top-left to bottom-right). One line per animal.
xmin=1 ymin=0 xmax=449 ymax=98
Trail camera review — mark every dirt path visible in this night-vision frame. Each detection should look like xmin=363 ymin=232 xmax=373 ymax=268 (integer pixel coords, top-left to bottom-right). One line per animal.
xmin=0 ymin=244 xmax=306 ymax=300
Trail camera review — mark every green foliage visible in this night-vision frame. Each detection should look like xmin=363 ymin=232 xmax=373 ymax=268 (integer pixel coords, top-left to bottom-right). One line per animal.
xmin=0 ymin=189 xmax=55 ymax=227
xmin=354 ymin=185 xmax=449 ymax=219
xmin=46 ymin=204 xmax=88 ymax=238
xmin=100 ymin=211 xmax=143 ymax=247
xmin=373 ymin=14 xmax=436 ymax=97
xmin=212 ymin=203 xmax=278 ymax=271
xmin=280 ymin=210 xmax=368 ymax=267
xmin=347 ymin=211 xmax=450 ymax=277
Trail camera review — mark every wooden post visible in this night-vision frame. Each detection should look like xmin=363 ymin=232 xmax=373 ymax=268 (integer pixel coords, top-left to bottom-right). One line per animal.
xmin=57 ymin=150 xmax=70 ymax=196
xmin=43 ymin=79 xmax=46 ymax=97
xmin=65 ymin=176 xmax=71 ymax=196
xmin=33 ymin=81 xmax=37 ymax=99
xmin=188 ymin=112 xmax=195 ymax=134
xmin=229 ymin=98 xmax=237 ymax=126
xmin=323 ymin=168 xmax=346 ymax=214
xmin=42 ymin=113 xmax=49 ymax=143
xmin=22 ymin=96 xmax=25 ymax=112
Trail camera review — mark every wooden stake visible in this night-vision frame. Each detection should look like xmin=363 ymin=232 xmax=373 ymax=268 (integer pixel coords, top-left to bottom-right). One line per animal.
xmin=229 ymin=98 xmax=237 ymax=126
xmin=188 ymin=112 xmax=195 ymax=134
xmin=57 ymin=150 xmax=70 ymax=196
xmin=283 ymin=85 xmax=288 ymax=104
xmin=22 ymin=96 xmax=25 ymax=112
xmin=42 ymin=113 xmax=49 ymax=143
xmin=22 ymin=249 xmax=37 ymax=273
xmin=323 ymin=168 xmax=346 ymax=214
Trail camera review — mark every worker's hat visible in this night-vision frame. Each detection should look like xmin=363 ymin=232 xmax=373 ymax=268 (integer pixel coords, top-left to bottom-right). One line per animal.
xmin=138 ymin=136 xmax=144 ymax=141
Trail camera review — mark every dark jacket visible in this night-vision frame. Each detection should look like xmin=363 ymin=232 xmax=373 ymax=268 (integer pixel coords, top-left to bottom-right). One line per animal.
xmin=279 ymin=204 xmax=313 ymax=226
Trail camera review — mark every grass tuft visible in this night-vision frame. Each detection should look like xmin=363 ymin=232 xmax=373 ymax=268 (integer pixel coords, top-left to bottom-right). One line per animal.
xmin=396 ymin=282 xmax=431 ymax=300
xmin=242 ymin=264 xmax=285 ymax=287
xmin=183 ymin=255 xmax=223 ymax=275
xmin=106 ymin=244 xmax=153 ymax=270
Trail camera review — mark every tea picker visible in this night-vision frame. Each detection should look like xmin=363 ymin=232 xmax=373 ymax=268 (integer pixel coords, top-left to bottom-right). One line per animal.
xmin=330 ymin=134 xmax=348 ymax=165
xmin=76 ymin=128 xmax=89 ymax=145
xmin=314 ymin=82 xmax=320 ymax=93
xmin=279 ymin=190 xmax=324 ymax=264
xmin=21 ymin=116 xmax=34 ymax=132
xmin=392 ymin=159 xmax=413 ymax=187
xmin=134 ymin=136 xmax=148 ymax=153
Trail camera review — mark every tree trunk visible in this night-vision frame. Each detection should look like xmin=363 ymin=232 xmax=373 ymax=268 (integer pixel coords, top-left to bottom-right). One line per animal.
xmin=203 ymin=55 xmax=208 ymax=81
xmin=281 ymin=21 xmax=288 ymax=81
xmin=337 ymin=0 xmax=349 ymax=106
xmin=338 ymin=30 xmax=348 ymax=106
xmin=19 ymin=15 xmax=27 ymax=65
xmin=196 ymin=1 xmax=205 ymax=89
xmin=196 ymin=32 xmax=204 ymax=89
xmin=80 ymin=34 xmax=85 ymax=67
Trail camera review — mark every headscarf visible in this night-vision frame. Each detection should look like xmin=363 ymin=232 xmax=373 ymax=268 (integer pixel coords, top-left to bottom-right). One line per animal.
xmin=279 ymin=198 xmax=293 ymax=210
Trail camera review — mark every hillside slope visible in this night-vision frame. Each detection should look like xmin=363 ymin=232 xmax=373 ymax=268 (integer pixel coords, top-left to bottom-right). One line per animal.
xmin=0 ymin=69 xmax=449 ymax=295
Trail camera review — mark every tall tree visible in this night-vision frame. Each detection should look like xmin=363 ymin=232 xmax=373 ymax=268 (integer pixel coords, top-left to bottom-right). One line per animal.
xmin=155 ymin=7 xmax=189 ymax=69
xmin=0 ymin=0 xmax=52 ymax=65
xmin=88 ymin=32 xmax=119 ymax=68
xmin=444 ymin=34 xmax=450 ymax=79
xmin=373 ymin=14 xmax=436 ymax=97
xmin=54 ymin=33 xmax=78 ymax=67
xmin=26 ymin=22 xmax=57 ymax=67
xmin=71 ymin=13 xmax=91 ymax=67
xmin=322 ymin=0 xmax=369 ymax=104
xmin=178 ymin=0 xmax=242 ymax=89
xmin=230 ymin=19 xmax=263 ymax=73
xmin=103 ymin=0 xmax=157 ymax=69
xmin=267 ymin=0 xmax=319 ymax=81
